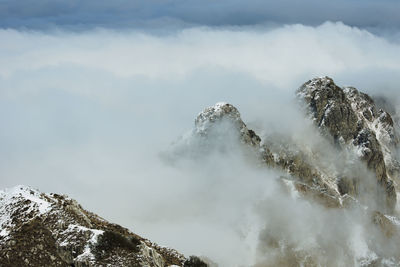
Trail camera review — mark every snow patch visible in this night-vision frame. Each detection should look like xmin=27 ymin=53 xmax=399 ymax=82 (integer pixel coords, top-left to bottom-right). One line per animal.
xmin=384 ymin=215 xmax=400 ymax=226
xmin=66 ymin=224 xmax=104 ymax=261
xmin=0 ymin=185 xmax=53 ymax=241
xmin=0 ymin=228 xmax=9 ymax=237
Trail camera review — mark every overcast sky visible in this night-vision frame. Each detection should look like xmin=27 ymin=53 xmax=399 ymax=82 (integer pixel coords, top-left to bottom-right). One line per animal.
xmin=1 ymin=0 xmax=400 ymax=30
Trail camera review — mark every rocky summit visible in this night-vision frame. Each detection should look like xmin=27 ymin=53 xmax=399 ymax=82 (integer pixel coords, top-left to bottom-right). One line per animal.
xmin=297 ymin=77 xmax=398 ymax=212
xmin=0 ymin=185 xmax=206 ymax=267
xmin=188 ymin=77 xmax=399 ymax=214
xmin=174 ymin=76 xmax=400 ymax=266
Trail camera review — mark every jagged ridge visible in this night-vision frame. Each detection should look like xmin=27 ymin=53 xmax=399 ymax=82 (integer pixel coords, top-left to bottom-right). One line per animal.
xmin=297 ymin=77 xmax=399 ymax=212
xmin=190 ymin=77 xmax=399 ymax=213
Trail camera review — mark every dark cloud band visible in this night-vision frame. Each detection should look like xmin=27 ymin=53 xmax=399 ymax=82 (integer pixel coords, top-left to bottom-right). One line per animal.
xmin=1 ymin=0 xmax=400 ymax=30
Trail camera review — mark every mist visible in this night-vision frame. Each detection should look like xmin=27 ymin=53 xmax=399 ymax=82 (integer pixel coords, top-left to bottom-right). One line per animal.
xmin=1 ymin=22 xmax=400 ymax=266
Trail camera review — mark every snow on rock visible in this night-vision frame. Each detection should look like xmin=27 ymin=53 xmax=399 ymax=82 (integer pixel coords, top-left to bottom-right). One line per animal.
xmin=61 ymin=224 xmax=104 ymax=261
xmin=344 ymin=86 xmax=400 ymax=185
xmin=0 ymin=185 xmax=193 ymax=267
xmin=384 ymin=215 xmax=400 ymax=226
xmin=296 ymin=76 xmax=359 ymax=142
xmin=0 ymin=185 xmax=52 ymax=240
xmin=177 ymin=100 xmax=346 ymax=208
xmin=194 ymin=102 xmax=261 ymax=146
xmin=297 ymin=77 xmax=397 ymax=213
xmin=169 ymin=78 xmax=399 ymax=215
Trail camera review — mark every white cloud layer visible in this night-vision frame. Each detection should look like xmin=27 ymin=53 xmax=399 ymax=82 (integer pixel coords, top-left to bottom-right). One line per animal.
xmin=1 ymin=22 xmax=400 ymax=93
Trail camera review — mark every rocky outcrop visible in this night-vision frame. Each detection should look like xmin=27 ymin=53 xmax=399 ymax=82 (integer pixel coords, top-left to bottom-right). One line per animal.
xmin=187 ymin=77 xmax=399 ymax=214
xmin=165 ymin=77 xmax=400 ymax=266
xmin=0 ymin=185 xmax=206 ymax=267
xmin=297 ymin=77 xmax=397 ymax=212
xmin=345 ymin=87 xmax=400 ymax=182
xmin=297 ymin=77 xmax=359 ymax=143
xmin=192 ymin=102 xmax=345 ymax=209
xmin=194 ymin=102 xmax=261 ymax=147
xmin=260 ymin=137 xmax=345 ymax=208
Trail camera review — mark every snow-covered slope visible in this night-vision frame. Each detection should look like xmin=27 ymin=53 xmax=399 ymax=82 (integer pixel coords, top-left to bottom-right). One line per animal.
xmin=0 ymin=185 xmax=204 ymax=267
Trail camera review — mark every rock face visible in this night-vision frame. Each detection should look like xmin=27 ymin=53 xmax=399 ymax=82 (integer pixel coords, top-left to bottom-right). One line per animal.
xmin=344 ymin=87 xmax=400 ymax=181
xmin=184 ymin=78 xmax=400 ymax=266
xmin=194 ymin=102 xmax=261 ymax=147
xmin=0 ymin=185 xmax=205 ymax=267
xmin=182 ymin=83 xmax=400 ymax=266
xmin=192 ymin=102 xmax=345 ymax=209
xmin=297 ymin=77 xmax=398 ymax=212
xmin=190 ymin=77 xmax=399 ymax=213
xmin=297 ymin=77 xmax=359 ymax=143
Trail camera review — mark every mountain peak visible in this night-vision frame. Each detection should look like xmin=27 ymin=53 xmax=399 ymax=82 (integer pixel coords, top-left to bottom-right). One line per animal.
xmin=297 ymin=77 xmax=398 ymax=212
xmin=195 ymin=102 xmax=242 ymax=133
xmin=194 ymin=102 xmax=261 ymax=147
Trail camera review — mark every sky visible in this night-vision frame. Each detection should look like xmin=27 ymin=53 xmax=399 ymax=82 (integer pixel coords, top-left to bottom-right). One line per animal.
xmin=1 ymin=0 xmax=400 ymax=31
xmin=1 ymin=1 xmax=400 ymax=266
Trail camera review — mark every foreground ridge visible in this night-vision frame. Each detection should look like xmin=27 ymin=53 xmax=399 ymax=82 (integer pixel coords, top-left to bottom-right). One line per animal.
xmin=0 ymin=185 xmax=206 ymax=267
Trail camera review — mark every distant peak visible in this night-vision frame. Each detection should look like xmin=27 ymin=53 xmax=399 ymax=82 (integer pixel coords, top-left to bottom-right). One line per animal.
xmin=195 ymin=102 xmax=242 ymax=133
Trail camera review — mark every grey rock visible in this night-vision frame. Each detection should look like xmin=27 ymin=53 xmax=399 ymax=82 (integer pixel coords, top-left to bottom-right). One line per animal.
xmin=297 ymin=77 xmax=397 ymax=212
xmin=0 ymin=186 xmax=190 ymax=267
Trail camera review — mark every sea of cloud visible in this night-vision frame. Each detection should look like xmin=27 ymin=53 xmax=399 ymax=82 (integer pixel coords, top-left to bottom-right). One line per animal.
xmin=1 ymin=21 xmax=400 ymax=266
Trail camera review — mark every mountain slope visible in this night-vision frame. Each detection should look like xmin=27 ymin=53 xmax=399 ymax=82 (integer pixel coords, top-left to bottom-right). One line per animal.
xmin=0 ymin=185 xmax=205 ymax=267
